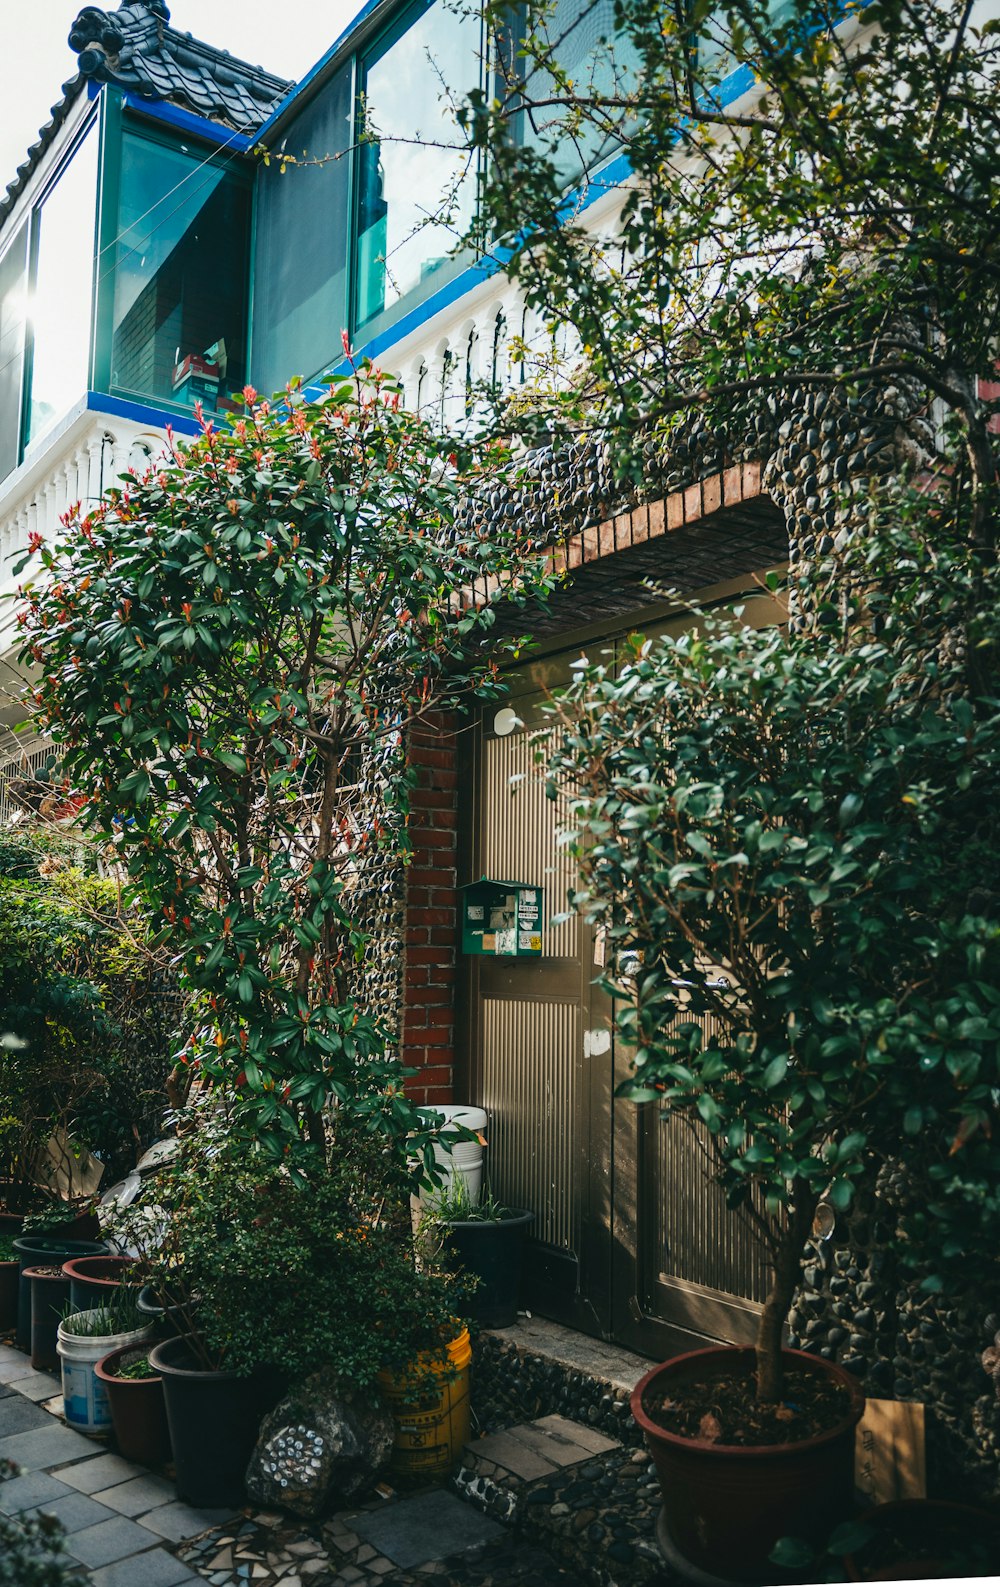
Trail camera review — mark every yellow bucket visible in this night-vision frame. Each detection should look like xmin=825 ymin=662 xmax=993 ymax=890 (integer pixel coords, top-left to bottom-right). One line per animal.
xmin=377 ymin=1327 xmax=472 ymax=1479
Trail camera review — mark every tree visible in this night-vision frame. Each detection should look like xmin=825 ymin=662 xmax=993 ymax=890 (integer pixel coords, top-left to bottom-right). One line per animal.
xmin=545 ymin=505 xmax=1000 ymax=1401
xmin=471 ymin=0 xmax=999 ymax=546
xmin=17 ymin=367 xmax=550 ymax=1169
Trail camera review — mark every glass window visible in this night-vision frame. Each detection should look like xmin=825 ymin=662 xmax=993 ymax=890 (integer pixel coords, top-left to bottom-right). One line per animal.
xmin=110 ymin=129 xmax=251 ymax=412
xmin=26 ymin=124 xmax=98 ymax=449
xmin=252 ymin=62 xmax=352 ymax=395
xmin=516 ymin=0 xmax=639 ymax=188
xmin=355 ymin=0 xmax=482 ymax=339
xmin=0 ymin=222 xmax=29 ymax=481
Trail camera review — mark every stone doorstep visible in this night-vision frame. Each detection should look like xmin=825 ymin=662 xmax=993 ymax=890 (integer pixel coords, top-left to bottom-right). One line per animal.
xmin=485 ymin=1316 xmax=652 ymax=1398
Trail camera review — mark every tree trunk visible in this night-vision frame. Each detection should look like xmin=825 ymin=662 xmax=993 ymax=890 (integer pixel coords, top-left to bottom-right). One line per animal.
xmin=755 ymin=1185 xmax=818 ymax=1403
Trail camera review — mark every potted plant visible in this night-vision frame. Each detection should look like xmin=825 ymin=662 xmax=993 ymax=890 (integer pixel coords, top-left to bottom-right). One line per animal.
xmin=24 ymin=1264 xmax=72 ymax=1370
xmin=56 ymin=1293 xmax=153 ymax=1437
xmin=420 ymin=1178 xmax=534 ymax=1328
xmin=12 ymin=1234 xmax=108 ymax=1352
xmin=545 ymin=519 xmax=1000 ymax=1580
xmin=95 ymin=1344 xmax=172 ymax=1467
xmin=138 ymin=1108 xmax=463 ymax=1508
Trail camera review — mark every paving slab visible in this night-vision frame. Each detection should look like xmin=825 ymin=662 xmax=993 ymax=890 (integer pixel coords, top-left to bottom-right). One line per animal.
xmin=0 ymin=1421 xmax=97 ymax=1471
xmin=466 ymin=1429 xmax=558 ymax=1480
xmin=0 ymin=1391 xmax=55 ymax=1436
xmin=65 ymin=1512 xmax=164 ymax=1568
xmin=533 ymin=1413 xmax=621 ymax=1455
xmin=0 ymin=1468 xmax=75 ymax=1514
xmin=24 ymin=1490 xmax=119 ymax=1533
xmin=138 ymin=1498 xmax=238 ymax=1542
xmin=59 ymin=1450 xmax=142 ymax=1492
xmin=89 ymin=1549 xmax=204 ymax=1587
xmin=6 ymin=1370 xmax=62 ymax=1401
xmin=350 ymin=1488 xmax=505 ymax=1569
xmin=93 ymin=1472 xmax=177 ymax=1515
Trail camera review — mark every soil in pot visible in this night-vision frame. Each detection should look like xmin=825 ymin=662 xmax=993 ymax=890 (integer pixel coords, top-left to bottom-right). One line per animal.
xmin=632 ymin=1347 xmax=864 ymax=1585
xmin=645 ymin=1358 xmax=851 ymax=1447
xmin=25 ymin=1266 xmax=72 ymax=1371
xmin=149 ymin=1335 xmax=279 ymax=1508
xmin=95 ymin=1344 xmax=171 ymax=1468
xmin=844 ymin=1500 xmax=1000 ymax=1581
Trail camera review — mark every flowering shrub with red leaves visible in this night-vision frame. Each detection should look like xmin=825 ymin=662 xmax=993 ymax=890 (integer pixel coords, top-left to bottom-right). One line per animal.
xmin=18 ymin=368 xmax=551 ymax=1172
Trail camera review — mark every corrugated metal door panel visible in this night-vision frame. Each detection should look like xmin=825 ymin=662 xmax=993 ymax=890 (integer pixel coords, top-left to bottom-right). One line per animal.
xmin=481 ymin=995 xmax=580 ymax=1253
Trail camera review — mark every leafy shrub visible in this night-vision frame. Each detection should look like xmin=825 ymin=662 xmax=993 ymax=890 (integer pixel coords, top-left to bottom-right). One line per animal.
xmin=0 ymin=1460 xmax=85 ymax=1587
xmin=137 ymin=1111 xmax=463 ymax=1383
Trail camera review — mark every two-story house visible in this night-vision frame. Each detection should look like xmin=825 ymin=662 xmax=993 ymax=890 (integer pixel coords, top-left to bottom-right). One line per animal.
xmin=0 ymin=0 xmax=816 ymax=1365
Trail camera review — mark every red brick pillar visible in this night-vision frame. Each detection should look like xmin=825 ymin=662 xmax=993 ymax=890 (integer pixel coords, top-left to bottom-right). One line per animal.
xmin=401 ymin=713 xmax=459 ymax=1106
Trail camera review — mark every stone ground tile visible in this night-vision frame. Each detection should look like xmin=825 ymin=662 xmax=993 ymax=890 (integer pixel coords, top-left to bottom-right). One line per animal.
xmin=139 ymin=1498 xmax=239 ymax=1542
xmin=24 ymin=1490 xmax=120 ymax=1533
xmin=351 ymin=1489 xmax=505 ymax=1570
xmin=464 ymin=1430 xmax=557 ymax=1482
xmin=6 ymin=1369 xmax=61 ymax=1401
xmin=500 ymin=1419 xmax=614 ymax=1468
xmin=58 ymin=1449 xmax=142 ymax=1491
xmin=94 ymin=1472 xmax=177 ymax=1515
xmin=89 ymin=1548 xmax=205 ymax=1587
xmin=64 ymin=1512 xmax=164 ymax=1568
xmin=0 ymin=1391 xmax=57 ymax=1435
xmin=0 ymin=1467 xmax=74 ymax=1514
xmin=0 ymin=1421 xmax=97 ymax=1471
xmin=532 ymin=1414 xmax=620 ymax=1456
xmin=0 ymin=1356 xmax=46 ymax=1383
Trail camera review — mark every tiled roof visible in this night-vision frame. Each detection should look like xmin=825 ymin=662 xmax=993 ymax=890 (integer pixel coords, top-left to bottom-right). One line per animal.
xmin=1 ymin=1 xmax=291 ymax=228
xmin=68 ymin=1 xmax=291 ymax=131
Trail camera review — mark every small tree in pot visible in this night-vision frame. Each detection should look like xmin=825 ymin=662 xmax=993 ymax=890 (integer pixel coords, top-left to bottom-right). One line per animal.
xmin=544 ymin=509 xmax=1000 ymax=1571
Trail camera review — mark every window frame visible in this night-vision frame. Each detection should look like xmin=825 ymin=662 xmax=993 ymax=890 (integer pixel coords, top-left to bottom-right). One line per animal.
xmin=94 ymin=97 xmax=254 ymax=420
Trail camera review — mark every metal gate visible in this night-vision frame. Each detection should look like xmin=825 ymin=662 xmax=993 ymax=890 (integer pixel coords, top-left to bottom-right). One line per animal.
xmin=458 ymin=587 xmax=782 ymax=1351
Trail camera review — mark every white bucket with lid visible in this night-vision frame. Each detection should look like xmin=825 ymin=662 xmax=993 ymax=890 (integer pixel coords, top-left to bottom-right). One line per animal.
xmin=57 ymin=1311 xmax=154 ymax=1437
xmin=419 ymin=1104 xmax=488 ymax=1205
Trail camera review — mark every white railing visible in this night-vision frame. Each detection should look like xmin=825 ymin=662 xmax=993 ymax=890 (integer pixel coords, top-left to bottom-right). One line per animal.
xmin=0 ymin=411 xmax=172 ymax=662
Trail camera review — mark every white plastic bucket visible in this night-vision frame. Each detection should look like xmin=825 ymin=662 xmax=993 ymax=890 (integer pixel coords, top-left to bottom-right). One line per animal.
xmin=417 ymin=1105 xmax=488 ymax=1208
xmin=57 ymin=1311 xmax=154 ymax=1436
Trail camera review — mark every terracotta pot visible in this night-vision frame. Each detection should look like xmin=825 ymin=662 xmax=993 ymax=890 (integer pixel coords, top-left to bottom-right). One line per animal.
xmin=843 ymin=1499 xmax=1000 ymax=1581
xmin=631 ymin=1346 xmax=864 ymax=1583
xmin=95 ymin=1344 xmax=172 ymax=1468
xmin=63 ymin=1255 xmax=135 ymax=1313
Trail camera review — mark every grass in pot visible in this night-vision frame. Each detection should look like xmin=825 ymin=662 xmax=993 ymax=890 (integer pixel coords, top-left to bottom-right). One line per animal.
xmin=57 ymin=1290 xmax=153 ymax=1438
xmin=95 ymin=1344 xmax=171 ymax=1467
xmin=419 ymin=1177 xmax=533 ymax=1329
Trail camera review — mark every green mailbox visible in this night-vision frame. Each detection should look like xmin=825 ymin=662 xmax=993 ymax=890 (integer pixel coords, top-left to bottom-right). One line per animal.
xmin=460 ymin=878 xmax=544 ymax=957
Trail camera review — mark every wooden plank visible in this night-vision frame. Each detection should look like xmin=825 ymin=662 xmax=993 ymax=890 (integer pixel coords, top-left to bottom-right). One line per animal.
xmin=855 ymin=1397 xmax=926 ymax=1505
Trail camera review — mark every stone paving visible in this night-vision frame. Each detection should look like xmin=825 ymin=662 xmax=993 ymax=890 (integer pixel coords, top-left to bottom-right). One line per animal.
xmin=2 ymin=1317 xmax=678 ymax=1587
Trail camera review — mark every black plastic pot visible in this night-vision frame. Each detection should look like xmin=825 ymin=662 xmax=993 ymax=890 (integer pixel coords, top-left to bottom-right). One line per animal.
xmin=13 ymin=1236 xmax=108 ymax=1351
xmin=149 ymin=1335 xmax=278 ymax=1508
xmin=25 ymin=1266 xmax=71 ymax=1371
xmin=136 ymin=1284 xmax=190 ymax=1337
xmin=443 ymin=1209 xmax=534 ymax=1327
